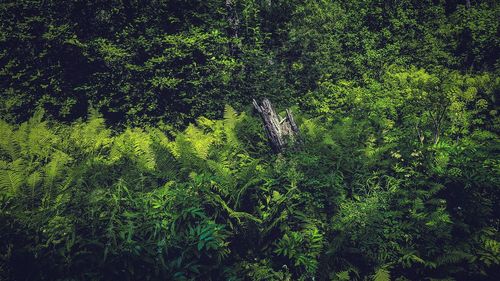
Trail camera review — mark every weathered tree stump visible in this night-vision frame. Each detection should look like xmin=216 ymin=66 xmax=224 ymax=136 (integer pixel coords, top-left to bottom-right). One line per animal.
xmin=252 ymin=98 xmax=300 ymax=153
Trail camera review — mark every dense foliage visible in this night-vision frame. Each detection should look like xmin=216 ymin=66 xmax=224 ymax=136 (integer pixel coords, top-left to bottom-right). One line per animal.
xmin=0 ymin=0 xmax=499 ymax=280
xmin=1 ymin=0 xmax=498 ymax=125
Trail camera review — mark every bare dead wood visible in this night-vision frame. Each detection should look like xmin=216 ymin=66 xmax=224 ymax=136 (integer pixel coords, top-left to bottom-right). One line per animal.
xmin=253 ymin=98 xmax=300 ymax=152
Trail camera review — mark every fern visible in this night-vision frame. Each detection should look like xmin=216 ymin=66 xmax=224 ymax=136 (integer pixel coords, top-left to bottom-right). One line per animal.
xmin=110 ymin=129 xmax=156 ymax=171
xmin=0 ymin=120 xmax=18 ymax=160
xmin=223 ymin=105 xmax=242 ymax=147
xmin=184 ymin=124 xmax=215 ymax=160
xmin=26 ymin=171 xmax=42 ymax=190
xmin=373 ymin=266 xmax=390 ymax=281
xmin=150 ymin=131 xmax=179 ymax=181
xmin=40 ymin=151 xmax=71 ymax=206
xmin=436 ymin=250 xmax=474 ymax=266
xmin=210 ymin=193 xmax=262 ymax=224
xmin=206 ymin=159 xmax=234 ymax=195
xmin=44 ymin=151 xmax=70 ymax=187
xmin=69 ymin=112 xmax=111 ymax=155
xmin=0 ymin=168 xmax=24 ymax=196
xmin=335 ymin=271 xmax=350 ymax=281
xmin=223 ymin=105 xmax=238 ymax=130
xmin=173 ymin=134 xmax=207 ymax=173
xmin=19 ymin=112 xmax=55 ymax=159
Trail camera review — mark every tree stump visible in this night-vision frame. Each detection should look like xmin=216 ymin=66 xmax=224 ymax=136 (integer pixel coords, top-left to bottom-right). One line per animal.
xmin=252 ymin=98 xmax=300 ymax=153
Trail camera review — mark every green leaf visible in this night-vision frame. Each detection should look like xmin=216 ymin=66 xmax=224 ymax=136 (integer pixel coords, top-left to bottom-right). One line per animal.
xmin=373 ymin=267 xmax=390 ymax=281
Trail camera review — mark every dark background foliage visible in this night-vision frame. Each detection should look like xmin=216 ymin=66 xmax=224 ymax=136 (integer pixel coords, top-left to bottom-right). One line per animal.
xmin=1 ymin=0 xmax=498 ymax=126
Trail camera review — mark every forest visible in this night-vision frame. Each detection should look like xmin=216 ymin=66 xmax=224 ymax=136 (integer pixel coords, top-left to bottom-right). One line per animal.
xmin=0 ymin=0 xmax=499 ymax=280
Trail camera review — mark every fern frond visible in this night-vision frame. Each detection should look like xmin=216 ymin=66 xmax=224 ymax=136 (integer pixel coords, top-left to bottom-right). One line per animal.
xmin=27 ymin=171 xmax=42 ymax=190
xmin=0 ymin=120 xmax=18 ymax=160
xmin=0 ymin=168 xmax=24 ymax=196
xmin=172 ymin=134 xmax=204 ymax=172
xmin=373 ymin=266 xmax=390 ymax=281
xmin=44 ymin=151 xmax=70 ymax=187
xmin=211 ymin=193 xmax=262 ymax=224
xmin=21 ymin=115 xmax=55 ymax=159
xmin=223 ymin=105 xmax=238 ymax=128
xmin=111 ymin=129 xmax=156 ymax=170
xmin=436 ymin=250 xmax=474 ymax=266
xmin=70 ymin=114 xmax=111 ymax=155
xmin=301 ymin=119 xmax=319 ymax=135
xmin=223 ymin=105 xmax=242 ymax=147
xmin=205 ymin=159 xmax=234 ymax=195
xmin=335 ymin=270 xmax=350 ymax=281
xmin=184 ymin=124 xmax=214 ymax=160
xmin=232 ymin=177 xmax=261 ymax=208
xmin=150 ymin=132 xmax=179 ymax=181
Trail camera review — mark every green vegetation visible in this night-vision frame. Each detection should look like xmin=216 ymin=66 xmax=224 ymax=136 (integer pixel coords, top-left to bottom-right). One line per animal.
xmin=1 ymin=0 xmax=499 ymax=280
